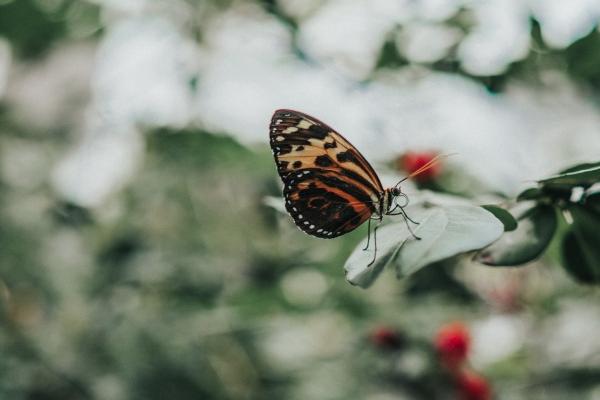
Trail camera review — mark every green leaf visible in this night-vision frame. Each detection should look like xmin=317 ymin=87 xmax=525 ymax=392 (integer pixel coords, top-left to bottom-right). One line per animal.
xmin=516 ymin=187 xmax=543 ymax=201
xmin=539 ymin=163 xmax=600 ymax=188
xmin=561 ymin=232 xmax=600 ymax=284
xmin=569 ymin=204 xmax=600 ymax=238
xmin=481 ymin=205 xmax=518 ymax=231
xmin=562 ymin=205 xmax=600 ymax=284
xmin=344 ymin=208 xmax=444 ymax=287
xmin=583 ymin=191 xmax=600 ymax=214
xmin=262 ymin=196 xmax=287 ymax=214
xmin=343 ymin=222 xmax=403 ymax=288
xmin=391 ymin=209 xmax=449 ymax=278
xmin=344 ymin=205 xmax=503 ymax=287
xmin=395 ymin=205 xmax=504 ymax=277
xmin=559 ymin=161 xmax=600 ymax=174
xmin=475 ymin=204 xmax=557 ymax=266
xmin=344 ymin=215 xmax=421 ymax=288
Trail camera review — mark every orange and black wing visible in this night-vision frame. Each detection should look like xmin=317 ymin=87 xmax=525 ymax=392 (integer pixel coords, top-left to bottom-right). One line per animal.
xmin=269 ymin=109 xmax=384 ymax=238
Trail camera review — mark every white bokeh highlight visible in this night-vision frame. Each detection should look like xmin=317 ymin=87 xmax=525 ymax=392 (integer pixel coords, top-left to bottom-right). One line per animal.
xmin=0 ymin=38 xmax=11 ymax=99
xmin=471 ymin=314 xmax=526 ymax=366
xmin=297 ymin=0 xmax=406 ymax=79
xmin=93 ymin=16 xmax=197 ymax=128
xmin=458 ymin=0 xmax=530 ymax=76
xmin=398 ymin=23 xmax=462 ymax=63
xmin=530 ymin=0 xmax=600 ymax=48
xmin=52 ymin=124 xmax=144 ymax=208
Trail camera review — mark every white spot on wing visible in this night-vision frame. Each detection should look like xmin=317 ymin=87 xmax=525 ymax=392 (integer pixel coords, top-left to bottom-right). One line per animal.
xmin=297 ymin=120 xmax=312 ymax=129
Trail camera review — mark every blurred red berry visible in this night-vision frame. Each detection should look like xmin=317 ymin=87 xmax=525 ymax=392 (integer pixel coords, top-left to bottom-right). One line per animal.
xmin=456 ymin=370 xmax=492 ymax=400
xmin=369 ymin=326 xmax=403 ymax=349
xmin=435 ymin=322 xmax=470 ymax=369
xmin=399 ymin=151 xmax=442 ymax=182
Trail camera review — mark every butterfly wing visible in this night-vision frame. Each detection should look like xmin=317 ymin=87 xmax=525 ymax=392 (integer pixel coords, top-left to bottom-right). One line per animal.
xmin=269 ymin=109 xmax=384 ymax=238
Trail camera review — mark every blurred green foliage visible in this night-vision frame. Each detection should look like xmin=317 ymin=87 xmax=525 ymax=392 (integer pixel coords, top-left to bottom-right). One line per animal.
xmin=0 ymin=0 xmax=100 ymax=58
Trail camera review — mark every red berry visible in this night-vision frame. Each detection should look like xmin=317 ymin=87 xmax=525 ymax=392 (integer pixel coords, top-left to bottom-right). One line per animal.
xmin=369 ymin=326 xmax=403 ymax=349
xmin=456 ymin=370 xmax=492 ymax=400
xmin=399 ymin=151 xmax=442 ymax=182
xmin=435 ymin=322 xmax=470 ymax=369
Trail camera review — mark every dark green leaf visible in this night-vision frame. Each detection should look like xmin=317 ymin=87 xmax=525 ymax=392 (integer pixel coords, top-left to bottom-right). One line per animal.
xmin=481 ymin=205 xmax=518 ymax=231
xmin=561 ymin=232 xmax=600 ymax=284
xmin=539 ymin=163 xmax=600 ymax=188
xmin=562 ymin=205 xmax=600 ymax=283
xmin=569 ymin=204 xmax=600 ymax=238
xmin=583 ymin=191 xmax=600 ymax=214
xmin=516 ymin=187 xmax=543 ymax=201
xmin=475 ymin=204 xmax=557 ymax=266
xmin=559 ymin=161 xmax=600 ymax=174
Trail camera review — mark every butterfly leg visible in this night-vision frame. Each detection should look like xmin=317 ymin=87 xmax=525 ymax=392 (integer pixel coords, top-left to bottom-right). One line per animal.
xmin=388 ymin=205 xmax=420 ymax=224
xmin=388 ymin=204 xmax=400 ymax=214
xmin=363 ymin=218 xmax=372 ymax=251
xmin=402 ymin=209 xmax=420 ymax=225
xmin=400 ymin=209 xmax=421 ymax=240
xmin=388 ymin=206 xmax=421 ymax=239
xmin=367 ymin=219 xmax=382 ymax=267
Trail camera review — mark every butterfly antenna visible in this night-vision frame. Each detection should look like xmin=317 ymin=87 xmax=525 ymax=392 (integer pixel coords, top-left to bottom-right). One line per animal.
xmin=395 ymin=153 xmax=457 ymax=187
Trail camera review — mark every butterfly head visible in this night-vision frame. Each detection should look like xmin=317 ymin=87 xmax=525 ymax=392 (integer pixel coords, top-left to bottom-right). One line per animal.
xmin=383 ymin=186 xmax=409 ymax=215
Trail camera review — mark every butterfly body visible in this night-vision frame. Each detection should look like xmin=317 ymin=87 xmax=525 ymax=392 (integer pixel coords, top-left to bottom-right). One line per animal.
xmin=270 ymin=109 xmax=403 ymax=239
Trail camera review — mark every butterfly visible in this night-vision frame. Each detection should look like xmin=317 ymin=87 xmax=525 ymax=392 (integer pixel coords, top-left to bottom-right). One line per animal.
xmin=269 ymin=109 xmax=443 ymax=257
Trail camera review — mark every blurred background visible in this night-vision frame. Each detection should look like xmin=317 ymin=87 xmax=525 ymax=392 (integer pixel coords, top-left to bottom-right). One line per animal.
xmin=1 ymin=0 xmax=600 ymax=399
